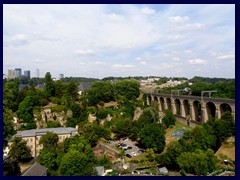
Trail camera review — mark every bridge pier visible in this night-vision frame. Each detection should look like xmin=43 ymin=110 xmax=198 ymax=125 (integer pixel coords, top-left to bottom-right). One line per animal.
xmin=180 ymin=103 xmax=185 ymax=117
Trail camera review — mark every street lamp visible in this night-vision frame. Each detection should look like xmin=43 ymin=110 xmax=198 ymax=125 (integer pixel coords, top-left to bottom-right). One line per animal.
xmin=201 ymin=90 xmax=217 ymax=102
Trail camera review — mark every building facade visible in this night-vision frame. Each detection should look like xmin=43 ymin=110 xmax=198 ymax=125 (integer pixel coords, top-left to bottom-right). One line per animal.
xmin=8 ymin=127 xmax=78 ymax=157
xmin=24 ymin=70 xmax=31 ymax=78
xmin=14 ymin=68 xmax=22 ymax=78
xmin=59 ymin=73 xmax=64 ymax=79
xmin=36 ymin=68 xmax=40 ymax=78
xmin=8 ymin=69 xmax=14 ymax=79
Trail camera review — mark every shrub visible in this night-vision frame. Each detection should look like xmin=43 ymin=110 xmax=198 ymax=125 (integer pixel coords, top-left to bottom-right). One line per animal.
xmin=51 ymin=105 xmax=66 ymax=112
xmin=97 ymin=109 xmax=109 ymax=119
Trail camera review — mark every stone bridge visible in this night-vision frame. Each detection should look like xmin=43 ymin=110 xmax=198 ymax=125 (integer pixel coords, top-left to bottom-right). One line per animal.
xmin=146 ymin=93 xmax=235 ymax=124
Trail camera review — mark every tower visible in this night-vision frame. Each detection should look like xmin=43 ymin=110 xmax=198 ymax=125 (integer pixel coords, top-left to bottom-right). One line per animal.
xmin=36 ymin=68 xmax=40 ymax=78
xmin=8 ymin=69 xmax=14 ymax=79
xmin=24 ymin=70 xmax=31 ymax=78
xmin=14 ymin=68 xmax=22 ymax=78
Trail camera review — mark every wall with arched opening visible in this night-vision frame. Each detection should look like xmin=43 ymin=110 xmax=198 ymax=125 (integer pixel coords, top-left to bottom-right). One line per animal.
xmin=206 ymin=102 xmax=216 ymax=120
xmin=174 ymin=99 xmax=181 ymax=115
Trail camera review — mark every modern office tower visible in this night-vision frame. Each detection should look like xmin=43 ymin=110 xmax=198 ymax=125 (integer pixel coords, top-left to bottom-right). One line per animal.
xmin=59 ymin=73 xmax=64 ymax=79
xmin=24 ymin=70 xmax=31 ymax=78
xmin=36 ymin=68 xmax=40 ymax=78
xmin=8 ymin=69 xmax=14 ymax=79
xmin=14 ymin=68 xmax=22 ymax=78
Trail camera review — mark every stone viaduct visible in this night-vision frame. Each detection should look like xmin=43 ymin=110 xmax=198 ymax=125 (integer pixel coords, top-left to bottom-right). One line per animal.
xmin=146 ymin=93 xmax=235 ymax=124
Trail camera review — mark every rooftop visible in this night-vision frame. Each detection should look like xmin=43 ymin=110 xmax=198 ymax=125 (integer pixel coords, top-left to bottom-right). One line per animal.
xmin=16 ymin=127 xmax=77 ymax=137
xmin=22 ymin=162 xmax=47 ymax=176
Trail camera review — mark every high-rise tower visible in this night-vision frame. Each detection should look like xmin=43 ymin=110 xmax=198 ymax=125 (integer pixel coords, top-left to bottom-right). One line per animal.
xmin=24 ymin=70 xmax=31 ymax=78
xmin=14 ymin=68 xmax=22 ymax=78
xmin=36 ymin=68 xmax=40 ymax=78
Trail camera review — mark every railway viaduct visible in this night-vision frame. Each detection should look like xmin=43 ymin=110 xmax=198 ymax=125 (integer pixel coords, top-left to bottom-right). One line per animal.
xmin=146 ymin=93 xmax=235 ymax=124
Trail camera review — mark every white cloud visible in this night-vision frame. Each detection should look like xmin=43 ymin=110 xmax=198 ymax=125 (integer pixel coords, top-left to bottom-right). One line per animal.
xmin=8 ymin=34 xmax=30 ymax=46
xmin=140 ymin=61 xmax=146 ymax=65
xmin=169 ymin=16 xmax=190 ymax=23
xmin=74 ymin=49 xmax=95 ymax=56
xmin=141 ymin=7 xmax=156 ymax=15
xmin=172 ymin=57 xmax=180 ymax=61
xmin=95 ymin=61 xmax=106 ymax=65
xmin=177 ymin=23 xmax=205 ymax=30
xmin=112 ymin=64 xmax=134 ymax=68
xmin=101 ymin=13 xmax=124 ymax=21
xmin=168 ymin=35 xmax=185 ymax=41
xmin=188 ymin=59 xmax=207 ymax=65
xmin=217 ymin=54 xmax=235 ymax=60
xmin=34 ymin=59 xmax=45 ymax=63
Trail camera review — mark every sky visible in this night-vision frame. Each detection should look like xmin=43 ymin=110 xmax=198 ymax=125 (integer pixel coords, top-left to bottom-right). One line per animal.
xmin=3 ymin=4 xmax=235 ymax=79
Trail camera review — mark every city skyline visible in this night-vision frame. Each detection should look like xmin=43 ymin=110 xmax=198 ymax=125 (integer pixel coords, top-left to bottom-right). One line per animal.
xmin=3 ymin=4 xmax=235 ymax=79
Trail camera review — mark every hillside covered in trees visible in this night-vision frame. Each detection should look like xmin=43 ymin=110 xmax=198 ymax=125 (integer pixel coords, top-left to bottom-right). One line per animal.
xmin=3 ymin=74 xmax=235 ymax=176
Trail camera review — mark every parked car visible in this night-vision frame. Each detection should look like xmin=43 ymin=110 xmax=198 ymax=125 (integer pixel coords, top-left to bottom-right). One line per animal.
xmin=138 ymin=149 xmax=145 ymax=153
xmin=126 ymin=154 xmax=132 ymax=158
xmin=131 ymin=152 xmax=137 ymax=156
xmin=127 ymin=146 xmax=132 ymax=150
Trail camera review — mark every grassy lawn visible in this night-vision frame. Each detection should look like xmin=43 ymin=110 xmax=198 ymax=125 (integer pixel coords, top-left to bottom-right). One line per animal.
xmin=163 ymin=121 xmax=193 ymax=153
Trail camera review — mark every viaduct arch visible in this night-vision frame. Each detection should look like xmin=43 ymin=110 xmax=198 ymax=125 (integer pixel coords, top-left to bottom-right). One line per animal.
xmin=146 ymin=93 xmax=235 ymax=123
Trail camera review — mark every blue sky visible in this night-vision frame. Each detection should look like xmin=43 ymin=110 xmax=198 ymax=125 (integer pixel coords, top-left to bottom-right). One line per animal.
xmin=3 ymin=4 xmax=235 ymax=79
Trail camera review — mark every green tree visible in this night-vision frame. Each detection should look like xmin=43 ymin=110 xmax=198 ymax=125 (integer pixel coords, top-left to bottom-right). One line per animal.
xmin=115 ymin=79 xmax=140 ymax=100
xmin=37 ymin=149 xmax=59 ymax=175
xmin=69 ymin=102 xmax=81 ymax=118
xmin=146 ymin=148 xmax=156 ymax=162
xmin=44 ymin=72 xmax=55 ymax=98
xmin=87 ymin=81 xmax=114 ymax=105
xmin=79 ymin=122 xmax=100 ymax=147
xmin=3 ymin=108 xmax=16 ymax=146
xmin=54 ymin=80 xmax=66 ymax=98
xmin=8 ymin=137 xmax=32 ymax=163
xmin=39 ymin=132 xmax=59 ymax=150
xmin=162 ymin=109 xmax=176 ymax=128
xmin=138 ymin=107 xmax=159 ymax=128
xmin=37 ymin=132 xmax=61 ymax=175
xmin=177 ymin=149 xmax=217 ymax=175
xmin=47 ymin=121 xmax=61 ymax=128
xmin=139 ymin=122 xmax=165 ymax=153
xmin=65 ymin=81 xmax=79 ymax=101
xmin=59 ymin=150 xmax=97 ymax=176
xmin=3 ymin=79 xmax=20 ymax=111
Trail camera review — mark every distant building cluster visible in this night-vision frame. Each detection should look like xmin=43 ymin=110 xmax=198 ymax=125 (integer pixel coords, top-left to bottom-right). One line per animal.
xmin=6 ymin=68 xmax=31 ymax=79
xmin=4 ymin=68 xmax=65 ymax=81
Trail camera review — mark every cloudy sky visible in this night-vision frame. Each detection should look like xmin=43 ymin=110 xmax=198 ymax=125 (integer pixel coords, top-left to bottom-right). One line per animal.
xmin=3 ymin=4 xmax=235 ymax=79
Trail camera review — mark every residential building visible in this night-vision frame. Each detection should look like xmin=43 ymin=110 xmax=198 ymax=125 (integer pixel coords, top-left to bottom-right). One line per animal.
xmin=22 ymin=162 xmax=47 ymax=176
xmin=36 ymin=68 xmax=40 ymax=78
xmin=78 ymin=83 xmax=91 ymax=95
xmin=19 ymin=84 xmax=30 ymax=91
xmin=35 ymin=84 xmax=44 ymax=90
xmin=24 ymin=70 xmax=31 ymax=78
xmin=7 ymin=127 xmax=78 ymax=157
xmin=14 ymin=68 xmax=22 ymax=78
xmin=8 ymin=69 xmax=14 ymax=79
xmin=59 ymin=73 xmax=64 ymax=79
